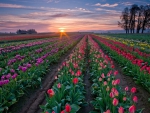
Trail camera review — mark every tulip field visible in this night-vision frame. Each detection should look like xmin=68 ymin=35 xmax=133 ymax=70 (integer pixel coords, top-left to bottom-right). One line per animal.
xmin=0 ymin=34 xmax=150 ymax=113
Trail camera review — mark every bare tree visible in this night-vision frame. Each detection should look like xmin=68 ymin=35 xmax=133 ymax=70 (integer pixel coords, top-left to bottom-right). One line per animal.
xmin=141 ymin=5 xmax=150 ymax=33
xmin=119 ymin=4 xmax=150 ymax=34
xmin=118 ymin=7 xmax=129 ymax=34
xmin=136 ymin=5 xmax=144 ymax=33
xmin=129 ymin=4 xmax=139 ymax=33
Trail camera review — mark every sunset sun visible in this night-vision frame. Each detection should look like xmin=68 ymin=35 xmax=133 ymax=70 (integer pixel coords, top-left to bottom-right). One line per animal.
xmin=60 ymin=29 xmax=65 ymax=33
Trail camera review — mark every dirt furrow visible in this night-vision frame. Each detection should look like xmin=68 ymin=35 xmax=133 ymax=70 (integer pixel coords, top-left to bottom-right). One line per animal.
xmin=78 ymin=37 xmax=94 ymax=113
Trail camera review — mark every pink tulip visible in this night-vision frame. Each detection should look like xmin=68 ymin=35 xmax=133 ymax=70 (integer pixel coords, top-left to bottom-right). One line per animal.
xmin=131 ymin=87 xmax=136 ymax=93
xmin=129 ymin=105 xmax=136 ymax=113
xmin=104 ymin=81 xmax=107 ymax=86
xmin=112 ymin=98 xmax=118 ymax=106
xmin=114 ymin=70 xmax=118 ymax=75
xmin=57 ymin=83 xmax=61 ymax=88
xmin=123 ymin=97 xmax=126 ymax=101
xmin=99 ymin=77 xmax=102 ymax=81
xmin=118 ymin=106 xmax=124 ymax=113
xmin=125 ymin=86 xmax=129 ymax=91
xmin=133 ymin=96 xmax=138 ymax=103
xmin=110 ymin=92 xmax=115 ymax=98
xmin=103 ymin=109 xmax=110 ymax=113
xmin=101 ymin=73 xmax=105 ymax=78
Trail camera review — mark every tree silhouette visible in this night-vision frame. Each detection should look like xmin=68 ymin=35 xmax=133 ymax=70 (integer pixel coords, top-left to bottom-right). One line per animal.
xmin=119 ymin=4 xmax=150 ymax=34
xmin=118 ymin=7 xmax=129 ymax=34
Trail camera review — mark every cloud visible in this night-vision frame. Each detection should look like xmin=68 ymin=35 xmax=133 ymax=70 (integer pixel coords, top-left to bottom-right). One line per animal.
xmin=95 ymin=8 xmax=121 ymax=14
xmin=0 ymin=3 xmax=25 ymax=8
xmin=121 ymin=2 xmax=132 ymax=6
xmin=0 ymin=21 xmax=50 ymax=32
xmin=45 ymin=0 xmax=60 ymax=3
xmin=94 ymin=3 xmax=118 ymax=7
xmin=0 ymin=3 xmax=46 ymax=11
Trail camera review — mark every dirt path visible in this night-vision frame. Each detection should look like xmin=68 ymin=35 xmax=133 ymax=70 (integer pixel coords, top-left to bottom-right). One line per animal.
xmin=94 ymin=38 xmax=150 ymax=113
xmin=77 ymin=38 xmax=94 ymax=113
xmin=9 ymin=39 xmax=81 ymax=113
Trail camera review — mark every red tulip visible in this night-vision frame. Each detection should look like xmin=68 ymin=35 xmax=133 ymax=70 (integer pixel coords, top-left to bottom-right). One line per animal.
xmin=112 ymin=98 xmax=118 ymax=106
xmin=61 ymin=110 xmax=65 ymax=113
xmin=133 ymin=96 xmax=138 ymax=103
xmin=65 ymin=104 xmax=71 ymax=112
xmin=129 ymin=105 xmax=136 ymax=113
xmin=47 ymin=89 xmax=55 ymax=97
xmin=131 ymin=87 xmax=136 ymax=93
xmin=118 ymin=106 xmax=124 ymax=113
xmin=52 ymin=111 xmax=55 ymax=113
xmin=111 ymin=65 xmax=115 ymax=68
xmin=76 ymin=70 xmax=81 ymax=76
xmin=73 ymin=78 xmax=78 ymax=84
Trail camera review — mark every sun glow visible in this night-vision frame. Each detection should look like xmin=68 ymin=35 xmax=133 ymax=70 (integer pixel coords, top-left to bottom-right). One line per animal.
xmin=58 ymin=27 xmax=69 ymax=39
xmin=60 ymin=29 xmax=64 ymax=33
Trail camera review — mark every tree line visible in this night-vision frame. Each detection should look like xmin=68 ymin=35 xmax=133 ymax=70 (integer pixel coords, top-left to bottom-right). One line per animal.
xmin=118 ymin=4 xmax=150 ymax=34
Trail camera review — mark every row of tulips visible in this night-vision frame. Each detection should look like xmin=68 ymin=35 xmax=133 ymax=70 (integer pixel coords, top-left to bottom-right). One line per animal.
xmin=0 ymin=35 xmax=83 ymax=112
xmin=0 ymin=37 xmax=59 ymax=55
xmin=0 ymin=38 xmax=59 ymax=68
xmin=96 ymin=35 xmax=150 ymax=64
xmin=0 ymin=37 xmax=71 ymax=86
xmin=91 ymin=35 xmax=150 ymax=92
xmin=88 ymin=36 xmax=142 ymax=113
xmin=101 ymin=35 xmax=150 ymax=57
xmin=0 ymin=33 xmax=59 ymax=42
xmin=41 ymin=36 xmax=87 ymax=113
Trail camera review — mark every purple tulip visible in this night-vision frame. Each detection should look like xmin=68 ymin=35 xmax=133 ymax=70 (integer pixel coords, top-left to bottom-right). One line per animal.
xmin=19 ymin=66 xmax=22 ymax=70
xmin=0 ymin=81 xmax=4 ymax=86
xmin=27 ymin=63 xmax=32 ymax=68
xmin=1 ymin=75 xmax=5 ymax=80
xmin=6 ymin=73 xmax=11 ymax=79
xmin=10 ymin=69 xmax=15 ymax=73
xmin=22 ymin=67 xmax=27 ymax=72
xmin=12 ymin=73 xmax=18 ymax=79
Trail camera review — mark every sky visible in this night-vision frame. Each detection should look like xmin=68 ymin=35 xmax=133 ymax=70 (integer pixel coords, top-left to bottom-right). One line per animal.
xmin=0 ymin=0 xmax=149 ymax=33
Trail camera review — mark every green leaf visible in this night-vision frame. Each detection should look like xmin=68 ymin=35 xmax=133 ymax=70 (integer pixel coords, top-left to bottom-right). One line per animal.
xmin=89 ymin=111 xmax=99 ymax=113
xmin=70 ymin=104 xmax=80 ymax=113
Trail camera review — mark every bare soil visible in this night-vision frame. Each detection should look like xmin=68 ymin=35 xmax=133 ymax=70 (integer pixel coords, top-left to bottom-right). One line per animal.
xmin=77 ymin=39 xmax=94 ymax=113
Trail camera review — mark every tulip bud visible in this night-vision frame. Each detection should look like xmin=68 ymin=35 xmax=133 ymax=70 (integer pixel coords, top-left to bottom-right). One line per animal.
xmin=112 ymin=98 xmax=118 ymax=106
